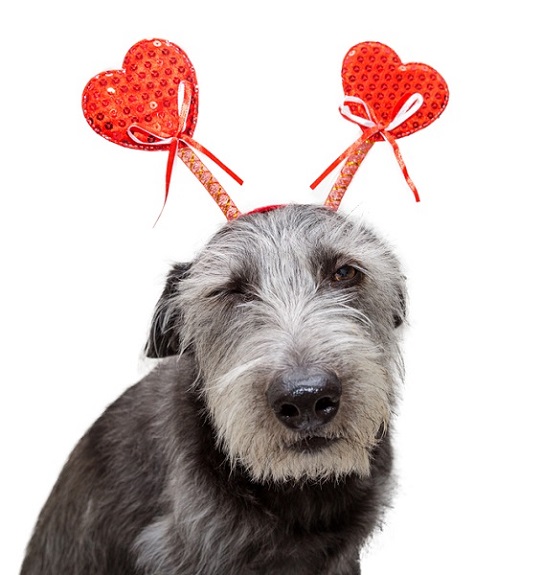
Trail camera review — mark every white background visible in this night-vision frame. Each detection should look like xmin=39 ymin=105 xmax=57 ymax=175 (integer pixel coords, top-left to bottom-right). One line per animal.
xmin=2 ymin=1 xmax=541 ymax=573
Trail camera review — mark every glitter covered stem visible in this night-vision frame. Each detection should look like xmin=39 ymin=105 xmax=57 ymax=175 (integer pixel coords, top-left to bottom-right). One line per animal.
xmin=178 ymin=146 xmax=241 ymax=220
xmin=324 ymin=139 xmax=374 ymax=210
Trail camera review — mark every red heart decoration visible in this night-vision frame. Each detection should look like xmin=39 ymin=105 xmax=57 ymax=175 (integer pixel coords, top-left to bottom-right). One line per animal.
xmin=81 ymin=39 xmax=243 ymax=222
xmin=82 ymin=38 xmax=198 ymax=149
xmin=311 ymin=41 xmax=449 ymax=206
xmin=341 ymin=42 xmax=448 ymax=140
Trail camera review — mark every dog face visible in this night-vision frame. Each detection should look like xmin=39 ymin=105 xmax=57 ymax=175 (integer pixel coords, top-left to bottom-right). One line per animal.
xmin=147 ymin=204 xmax=406 ymax=482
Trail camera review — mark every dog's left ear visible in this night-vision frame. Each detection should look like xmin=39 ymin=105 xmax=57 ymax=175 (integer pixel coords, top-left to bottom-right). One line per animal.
xmin=145 ymin=262 xmax=191 ymax=358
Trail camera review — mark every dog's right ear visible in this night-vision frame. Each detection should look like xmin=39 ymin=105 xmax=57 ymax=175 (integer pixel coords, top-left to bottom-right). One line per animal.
xmin=145 ymin=262 xmax=191 ymax=358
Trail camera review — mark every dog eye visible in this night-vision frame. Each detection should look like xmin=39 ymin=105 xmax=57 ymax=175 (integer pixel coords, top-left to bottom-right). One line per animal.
xmin=207 ymin=279 xmax=256 ymax=303
xmin=332 ymin=265 xmax=360 ymax=283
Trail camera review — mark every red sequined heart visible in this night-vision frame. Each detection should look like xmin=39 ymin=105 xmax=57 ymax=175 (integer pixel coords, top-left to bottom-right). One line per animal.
xmin=312 ymin=41 xmax=449 ymax=207
xmin=82 ymin=38 xmax=198 ymax=149
xmin=82 ymin=39 xmax=243 ymax=222
xmin=341 ymin=42 xmax=448 ymax=140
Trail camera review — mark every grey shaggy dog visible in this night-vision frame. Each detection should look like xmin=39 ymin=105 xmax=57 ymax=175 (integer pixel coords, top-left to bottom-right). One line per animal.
xmin=21 ymin=204 xmax=407 ymax=575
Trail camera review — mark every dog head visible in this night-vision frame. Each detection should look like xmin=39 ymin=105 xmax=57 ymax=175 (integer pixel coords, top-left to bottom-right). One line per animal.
xmin=146 ymin=204 xmax=406 ymax=482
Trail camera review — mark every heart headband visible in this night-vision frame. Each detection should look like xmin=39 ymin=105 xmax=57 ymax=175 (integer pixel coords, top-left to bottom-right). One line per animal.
xmin=311 ymin=41 xmax=449 ymax=208
xmin=82 ymin=39 xmax=448 ymax=221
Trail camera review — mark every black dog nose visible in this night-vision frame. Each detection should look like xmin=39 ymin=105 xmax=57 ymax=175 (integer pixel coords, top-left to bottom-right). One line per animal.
xmin=267 ymin=369 xmax=342 ymax=431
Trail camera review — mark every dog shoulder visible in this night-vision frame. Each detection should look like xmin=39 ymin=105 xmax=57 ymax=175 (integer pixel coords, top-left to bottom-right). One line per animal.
xmin=21 ymin=355 xmax=201 ymax=574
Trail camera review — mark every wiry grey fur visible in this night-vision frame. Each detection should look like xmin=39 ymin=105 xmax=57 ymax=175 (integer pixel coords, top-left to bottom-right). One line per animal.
xmin=21 ymin=204 xmax=407 ymax=575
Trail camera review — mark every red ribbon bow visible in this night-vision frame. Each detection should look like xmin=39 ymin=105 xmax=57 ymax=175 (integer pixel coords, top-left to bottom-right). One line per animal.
xmin=126 ymin=82 xmax=243 ymax=223
xmin=311 ymin=93 xmax=423 ymax=205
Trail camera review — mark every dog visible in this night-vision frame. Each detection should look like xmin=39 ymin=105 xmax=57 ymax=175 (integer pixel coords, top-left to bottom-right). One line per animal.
xmin=20 ymin=204 xmax=407 ymax=575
